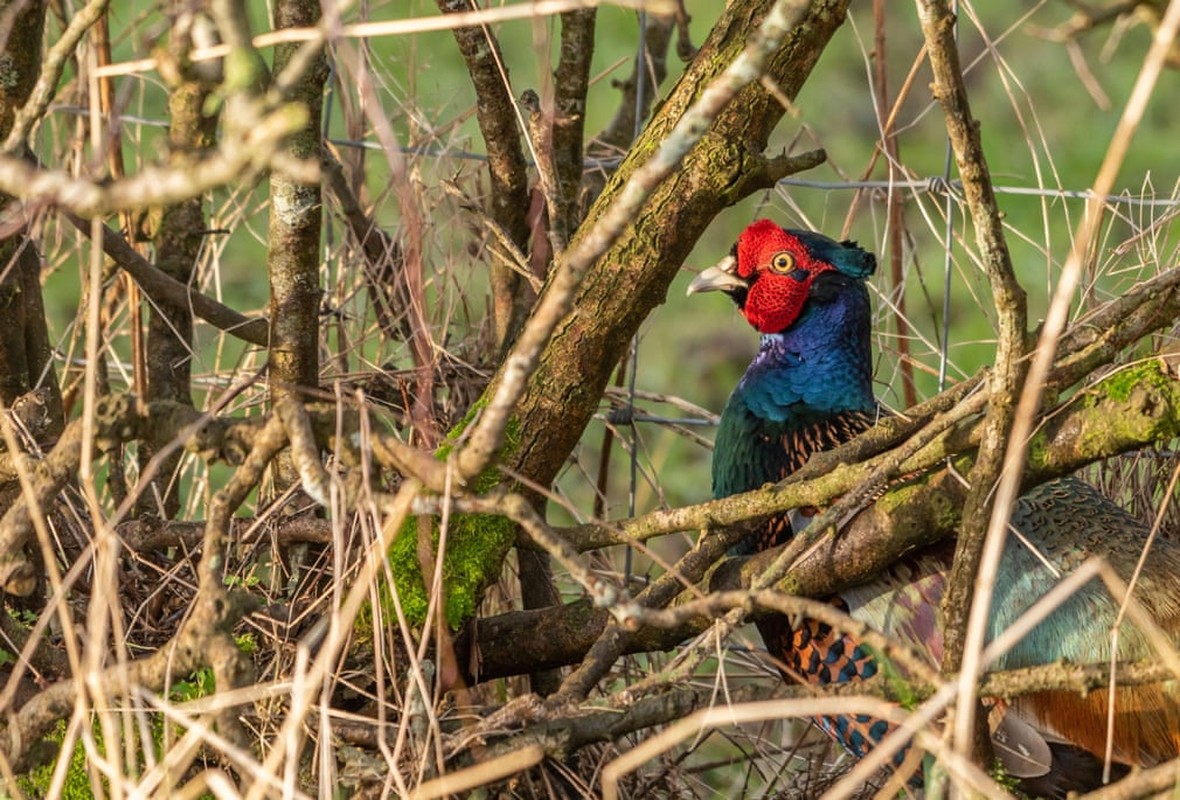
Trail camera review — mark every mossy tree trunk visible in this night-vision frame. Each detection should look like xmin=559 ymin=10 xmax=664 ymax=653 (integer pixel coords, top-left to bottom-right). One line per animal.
xmin=446 ymin=0 xmax=852 ymax=621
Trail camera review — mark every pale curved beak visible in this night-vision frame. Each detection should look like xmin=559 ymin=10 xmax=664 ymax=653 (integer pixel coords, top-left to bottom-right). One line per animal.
xmin=686 ymin=255 xmax=745 ymax=296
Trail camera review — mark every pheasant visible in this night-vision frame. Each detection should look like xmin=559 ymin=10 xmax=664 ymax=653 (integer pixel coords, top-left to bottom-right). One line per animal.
xmin=688 ymin=219 xmax=1180 ymax=797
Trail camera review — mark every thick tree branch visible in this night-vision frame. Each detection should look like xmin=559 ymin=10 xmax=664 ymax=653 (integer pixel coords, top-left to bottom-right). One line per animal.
xmin=0 ymin=0 xmax=47 ymax=143
xmin=476 ymin=683 xmax=791 ymax=762
xmin=465 ymin=361 xmax=1180 ymax=681
xmin=551 ymin=9 xmax=596 ymax=243
xmin=139 ymin=39 xmax=220 ymax=518
xmin=191 ymin=415 xmax=282 ymax=744
xmin=0 ymin=1 xmax=63 ymax=435
xmin=2 ymin=0 xmax=110 ymax=152
xmin=117 ymin=515 xmax=332 ymax=551
xmin=0 ymin=241 xmax=63 ymax=430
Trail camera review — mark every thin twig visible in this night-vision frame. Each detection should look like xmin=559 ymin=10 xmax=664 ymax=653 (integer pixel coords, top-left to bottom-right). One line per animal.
xmin=62 ymin=213 xmax=269 ymax=346
xmin=0 ymin=103 xmax=314 ymax=218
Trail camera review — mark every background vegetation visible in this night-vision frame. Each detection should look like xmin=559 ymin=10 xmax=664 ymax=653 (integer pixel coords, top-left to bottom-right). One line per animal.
xmin=0 ymin=0 xmax=1178 ymax=797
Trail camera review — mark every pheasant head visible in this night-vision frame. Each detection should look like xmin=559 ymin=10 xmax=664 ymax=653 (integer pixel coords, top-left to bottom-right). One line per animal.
xmin=688 ymin=218 xmax=877 ymax=333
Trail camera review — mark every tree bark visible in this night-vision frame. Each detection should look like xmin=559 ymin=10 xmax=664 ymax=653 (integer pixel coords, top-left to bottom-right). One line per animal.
xmin=267 ymin=0 xmax=327 ymax=401
xmin=506 ymin=0 xmax=850 ymax=491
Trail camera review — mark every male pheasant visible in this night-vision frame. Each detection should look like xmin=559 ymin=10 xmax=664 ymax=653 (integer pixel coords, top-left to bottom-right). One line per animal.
xmin=688 ymin=219 xmax=1180 ymax=797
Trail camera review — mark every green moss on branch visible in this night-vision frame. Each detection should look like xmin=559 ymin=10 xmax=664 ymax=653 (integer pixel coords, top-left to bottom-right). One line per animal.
xmin=383 ymin=404 xmax=522 ymax=628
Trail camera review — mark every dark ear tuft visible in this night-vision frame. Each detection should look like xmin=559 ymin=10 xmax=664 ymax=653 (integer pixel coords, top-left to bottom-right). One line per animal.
xmin=833 ymin=241 xmax=877 ymax=279
xmin=849 ymin=248 xmax=877 ymax=279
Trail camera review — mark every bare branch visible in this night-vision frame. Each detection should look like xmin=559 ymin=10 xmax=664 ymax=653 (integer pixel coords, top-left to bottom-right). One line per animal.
xmin=582 ymin=13 xmax=676 ymax=205
xmin=438 ymin=0 xmax=532 ymax=351
xmin=139 ymin=33 xmax=221 ymax=518
xmin=64 ymin=213 xmax=269 ymax=346
xmin=267 ymin=0 xmax=328 ymax=401
xmin=0 ymin=102 xmax=314 ymax=218
xmin=552 ymin=9 xmax=596 ymax=240
xmin=915 ymin=0 xmax=1029 ymax=690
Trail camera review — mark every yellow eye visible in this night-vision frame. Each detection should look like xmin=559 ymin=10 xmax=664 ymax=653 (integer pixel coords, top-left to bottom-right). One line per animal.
xmin=770 ymin=251 xmax=795 ymax=273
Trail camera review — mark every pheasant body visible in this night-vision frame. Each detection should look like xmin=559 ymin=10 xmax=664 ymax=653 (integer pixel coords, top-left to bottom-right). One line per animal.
xmin=690 ymin=219 xmax=1180 ymax=796
xmin=709 ymin=222 xmax=877 ymax=554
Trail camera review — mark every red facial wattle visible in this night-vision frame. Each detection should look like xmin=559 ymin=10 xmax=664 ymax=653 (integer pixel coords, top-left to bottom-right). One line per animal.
xmin=734 ymin=219 xmax=835 ymax=334
xmin=742 ymin=266 xmax=831 ymax=333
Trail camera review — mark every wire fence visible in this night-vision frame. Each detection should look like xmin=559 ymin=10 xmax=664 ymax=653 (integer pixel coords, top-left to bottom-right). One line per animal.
xmin=51 ymin=105 xmax=1180 ymax=207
